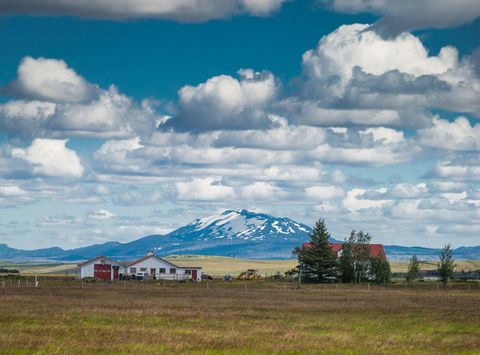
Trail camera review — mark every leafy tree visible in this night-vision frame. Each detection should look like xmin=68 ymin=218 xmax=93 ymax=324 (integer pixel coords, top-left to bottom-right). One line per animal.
xmin=437 ymin=244 xmax=455 ymax=286
xmin=294 ymin=218 xmax=337 ymax=282
xmin=339 ymin=238 xmax=355 ymax=283
xmin=284 ymin=268 xmax=299 ymax=281
xmin=349 ymin=230 xmax=372 ymax=283
xmin=406 ymin=255 xmax=420 ymax=283
xmin=370 ymin=255 xmax=391 ymax=284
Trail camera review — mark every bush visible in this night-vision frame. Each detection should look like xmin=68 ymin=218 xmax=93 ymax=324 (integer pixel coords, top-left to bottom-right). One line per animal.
xmin=0 ymin=268 xmax=19 ymax=274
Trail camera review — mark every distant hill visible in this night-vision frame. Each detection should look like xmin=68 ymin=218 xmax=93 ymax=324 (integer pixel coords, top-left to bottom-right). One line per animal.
xmin=0 ymin=209 xmax=479 ymax=262
xmin=0 ymin=210 xmax=318 ymax=261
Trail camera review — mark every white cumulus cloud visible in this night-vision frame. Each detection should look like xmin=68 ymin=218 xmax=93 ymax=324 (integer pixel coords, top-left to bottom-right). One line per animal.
xmin=417 ymin=117 xmax=480 ymax=151
xmin=12 ymin=56 xmax=95 ymax=103
xmin=301 ymin=24 xmax=458 ymax=101
xmin=305 ymin=185 xmax=344 ymax=200
xmin=11 ymin=139 xmax=84 ymax=178
xmin=1 ymin=57 xmax=161 ymax=139
xmin=241 ymin=182 xmax=286 ymax=200
xmin=175 ymin=177 xmax=234 ymax=201
xmin=165 ymin=69 xmax=278 ymax=131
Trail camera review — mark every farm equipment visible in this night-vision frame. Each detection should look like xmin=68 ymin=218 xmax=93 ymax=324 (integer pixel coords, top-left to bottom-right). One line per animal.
xmin=237 ymin=269 xmax=260 ymax=280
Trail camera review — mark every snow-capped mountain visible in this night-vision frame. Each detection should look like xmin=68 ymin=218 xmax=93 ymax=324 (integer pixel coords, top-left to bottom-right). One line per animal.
xmin=1 ymin=209 xmax=480 ymax=261
xmin=0 ymin=210 xmax=318 ymax=261
xmin=145 ymin=209 xmax=317 ymax=259
xmin=169 ymin=209 xmax=312 ymax=242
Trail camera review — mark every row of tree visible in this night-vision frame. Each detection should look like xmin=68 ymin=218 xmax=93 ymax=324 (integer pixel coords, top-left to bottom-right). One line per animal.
xmin=292 ymin=218 xmax=390 ymax=284
xmin=406 ymin=244 xmax=456 ymax=286
xmin=293 ymin=218 xmax=457 ymax=285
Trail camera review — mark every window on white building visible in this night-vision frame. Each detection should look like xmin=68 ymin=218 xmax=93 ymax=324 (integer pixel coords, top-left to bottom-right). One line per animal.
xmin=140 ymin=268 xmax=147 ymax=272
xmin=170 ymin=268 xmax=176 ymax=274
xmin=130 ymin=267 xmax=136 ymax=273
xmin=159 ymin=268 xmax=166 ymax=273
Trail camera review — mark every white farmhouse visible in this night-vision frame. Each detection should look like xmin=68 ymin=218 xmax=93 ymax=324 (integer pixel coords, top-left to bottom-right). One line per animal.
xmin=78 ymin=251 xmax=202 ymax=281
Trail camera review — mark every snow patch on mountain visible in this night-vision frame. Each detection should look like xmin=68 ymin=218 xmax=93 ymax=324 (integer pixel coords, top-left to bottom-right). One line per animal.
xmin=182 ymin=209 xmax=311 ymax=242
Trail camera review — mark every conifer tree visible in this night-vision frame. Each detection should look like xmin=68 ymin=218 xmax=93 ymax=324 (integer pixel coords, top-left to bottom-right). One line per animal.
xmin=294 ymin=218 xmax=337 ymax=282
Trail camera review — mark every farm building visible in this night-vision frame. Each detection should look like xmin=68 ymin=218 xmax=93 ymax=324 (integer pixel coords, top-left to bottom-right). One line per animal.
xmin=302 ymin=242 xmax=387 ymax=259
xmin=78 ymin=256 xmax=124 ymax=280
xmin=78 ymin=251 xmax=202 ymax=281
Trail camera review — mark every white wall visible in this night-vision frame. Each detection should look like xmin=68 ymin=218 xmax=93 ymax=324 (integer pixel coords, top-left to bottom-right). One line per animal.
xmin=126 ymin=256 xmax=202 ymax=281
xmin=79 ymin=255 xmax=203 ymax=281
xmin=183 ymin=268 xmax=202 ymax=282
xmin=80 ymin=262 xmax=95 ymax=279
xmin=79 ymin=258 xmax=124 ymax=280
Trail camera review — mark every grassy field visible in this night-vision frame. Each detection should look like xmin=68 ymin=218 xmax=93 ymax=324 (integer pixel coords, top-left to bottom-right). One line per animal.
xmin=0 ymin=281 xmax=479 ymax=354
xmin=389 ymin=260 xmax=480 ymax=273
xmin=2 ymin=256 xmax=480 ymax=277
xmin=167 ymin=255 xmax=298 ymax=276
xmin=0 ymin=261 xmax=78 ymax=275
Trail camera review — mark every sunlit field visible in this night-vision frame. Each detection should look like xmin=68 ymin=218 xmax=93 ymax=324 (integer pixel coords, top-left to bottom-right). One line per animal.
xmin=0 ymin=281 xmax=479 ymax=354
xmin=2 ymin=256 xmax=480 ymax=277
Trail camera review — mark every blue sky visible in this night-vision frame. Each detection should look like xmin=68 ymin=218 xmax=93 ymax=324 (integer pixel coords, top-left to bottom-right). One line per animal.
xmin=0 ymin=0 xmax=479 ymax=250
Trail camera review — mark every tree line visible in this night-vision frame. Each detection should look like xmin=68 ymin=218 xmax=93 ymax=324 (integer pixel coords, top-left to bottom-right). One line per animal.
xmin=406 ymin=244 xmax=456 ymax=286
xmin=292 ymin=218 xmax=456 ymax=285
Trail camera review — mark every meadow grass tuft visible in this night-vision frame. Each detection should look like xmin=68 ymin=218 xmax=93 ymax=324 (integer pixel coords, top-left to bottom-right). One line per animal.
xmin=0 ymin=282 xmax=479 ymax=354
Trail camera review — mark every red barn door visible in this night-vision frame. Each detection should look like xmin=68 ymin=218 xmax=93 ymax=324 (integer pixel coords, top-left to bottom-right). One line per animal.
xmin=94 ymin=264 xmax=111 ymax=280
xmin=191 ymin=270 xmax=197 ymax=282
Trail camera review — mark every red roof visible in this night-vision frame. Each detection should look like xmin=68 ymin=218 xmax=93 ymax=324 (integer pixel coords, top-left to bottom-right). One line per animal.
xmin=302 ymin=242 xmax=386 ymax=259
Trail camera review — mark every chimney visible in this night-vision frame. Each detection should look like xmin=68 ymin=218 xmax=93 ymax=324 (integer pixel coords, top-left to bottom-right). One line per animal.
xmin=147 ymin=250 xmax=154 ymax=256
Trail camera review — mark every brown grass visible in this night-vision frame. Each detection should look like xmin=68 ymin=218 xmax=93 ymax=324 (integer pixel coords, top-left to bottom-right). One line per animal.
xmin=0 ymin=281 xmax=479 ymax=354
xmin=3 ymin=256 xmax=480 ymax=279
xmin=5 ymin=257 xmax=480 ymax=277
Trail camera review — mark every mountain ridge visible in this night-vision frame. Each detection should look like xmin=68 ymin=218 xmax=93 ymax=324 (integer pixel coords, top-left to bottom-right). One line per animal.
xmin=0 ymin=209 xmax=479 ymax=262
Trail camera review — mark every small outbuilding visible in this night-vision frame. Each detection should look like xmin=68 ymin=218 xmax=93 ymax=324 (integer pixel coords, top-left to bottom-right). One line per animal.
xmin=78 ymin=256 xmax=125 ymax=281
xmin=78 ymin=251 xmax=202 ymax=281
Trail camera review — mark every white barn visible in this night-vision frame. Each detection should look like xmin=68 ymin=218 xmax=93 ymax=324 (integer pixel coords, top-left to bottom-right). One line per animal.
xmin=78 ymin=256 xmax=124 ymax=280
xmin=78 ymin=251 xmax=202 ymax=282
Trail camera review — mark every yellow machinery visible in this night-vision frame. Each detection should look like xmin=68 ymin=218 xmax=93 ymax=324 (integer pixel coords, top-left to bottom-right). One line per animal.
xmin=237 ymin=269 xmax=260 ymax=280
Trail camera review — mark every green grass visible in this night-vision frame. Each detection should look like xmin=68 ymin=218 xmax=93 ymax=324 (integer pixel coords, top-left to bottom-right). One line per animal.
xmin=0 ymin=282 xmax=479 ymax=354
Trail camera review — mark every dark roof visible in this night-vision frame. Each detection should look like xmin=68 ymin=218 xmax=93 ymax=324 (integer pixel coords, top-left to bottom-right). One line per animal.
xmin=302 ymin=242 xmax=386 ymax=259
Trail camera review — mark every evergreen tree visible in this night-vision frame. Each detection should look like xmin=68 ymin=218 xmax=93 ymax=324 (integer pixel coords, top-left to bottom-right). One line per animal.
xmin=406 ymin=255 xmax=420 ymax=283
xmin=437 ymin=244 xmax=455 ymax=286
xmin=294 ymin=218 xmax=337 ymax=282
xmin=339 ymin=238 xmax=355 ymax=283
